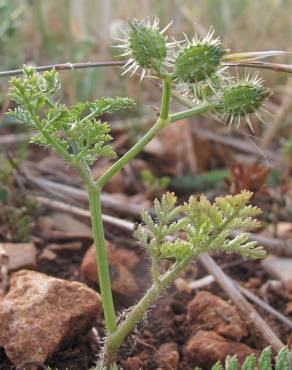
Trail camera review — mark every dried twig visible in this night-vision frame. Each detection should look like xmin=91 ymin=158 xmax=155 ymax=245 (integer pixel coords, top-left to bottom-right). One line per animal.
xmin=0 ymin=60 xmax=125 ymax=78
xmin=27 ymin=176 xmax=292 ymax=256
xmin=1 ymin=58 xmax=292 ymax=79
xmin=0 ymin=132 xmax=32 ymax=145
xmin=34 ymin=196 xmax=134 ymax=232
xmin=0 ymin=244 xmax=9 ymax=296
xmin=20 ymin=168 xmax=144 ymax=218
xmin=224 ymin=60 xmax=292 ymax=74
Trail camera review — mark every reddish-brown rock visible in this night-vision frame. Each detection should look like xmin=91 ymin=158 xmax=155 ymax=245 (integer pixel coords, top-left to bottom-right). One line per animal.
xmin=122 ymin=356 xmax=142 ymax=370
xmin=0 ymin=270 xmax=101 ymax=367
xmin=185 ymin=330 xmax=259 ymax=369
xmin=81 ymin=242 xmax=139 ymax=297
xmin=155 ymin=342 xmax=179 ymax=370
xmin=187 ymin=291 xmax=247 ymax=340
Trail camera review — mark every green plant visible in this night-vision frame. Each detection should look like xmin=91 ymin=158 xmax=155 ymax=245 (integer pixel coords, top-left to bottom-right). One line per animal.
xmin=141 ymin=169 xmax=170 ymax=198
xmin=6 ymin=18 xmax=285 ymax=369
xmin=0 ymin=154 xmax=35 ymax=242
xmin=195 ymin=346 xmax=292 ymax=370
xmin=0 ymin=0 xmax=31 ymax=46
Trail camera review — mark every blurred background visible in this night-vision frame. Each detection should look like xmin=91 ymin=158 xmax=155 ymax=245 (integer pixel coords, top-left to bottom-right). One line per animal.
xmin=0 ymin=0 xmax=291 ymax=235
xmin=1 ymin=0 xmax=292 ymax=101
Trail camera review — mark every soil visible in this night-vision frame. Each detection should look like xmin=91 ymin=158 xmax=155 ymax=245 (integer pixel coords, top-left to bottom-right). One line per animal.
xmin=0 ymin=234 xmax=290 ymax=370
xmin=0 ymin=143 xmax=291 ymax=370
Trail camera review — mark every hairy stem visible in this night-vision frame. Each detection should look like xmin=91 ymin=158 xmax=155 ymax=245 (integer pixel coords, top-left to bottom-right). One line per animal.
xmin=22 ymin=91 xmax=118 ymax=336
xmin=104 ymin=252 xmax=197 ymax=365
xmin=169 ymin=102 xmax=212 ymax=123
xmin=98 ymin=81 xmax=215 ymax=367
xmin=151 ymin=251 xmax=160 ymax=288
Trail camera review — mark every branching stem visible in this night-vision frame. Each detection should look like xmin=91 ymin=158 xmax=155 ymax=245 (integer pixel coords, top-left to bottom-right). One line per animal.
xmin=96 ymin=79 xmax=171 ymax=189
xmin=97 ymin=78 xmax=215 ymax=367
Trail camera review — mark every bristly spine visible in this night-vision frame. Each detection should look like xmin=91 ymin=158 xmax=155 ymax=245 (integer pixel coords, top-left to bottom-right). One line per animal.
xmin=217 ymin=73 xmax=271 ymax=131
xmin=173 ymin=28 xmax=227 ymax=84
xmin=114 ymin=18 xmax=173 ymax=80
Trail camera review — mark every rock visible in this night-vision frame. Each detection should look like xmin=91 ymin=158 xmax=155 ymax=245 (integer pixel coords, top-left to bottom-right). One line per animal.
xmin=0 ymin=270 xmax=101 ymax=367
xmin=0 ymin=242 xmax=37 ymax=271
xmin=262 ymin=256 xmax=292 ymax=291
xmin=39 ymin=248 xmax=57 ymax=261
xmin=122 ymin=356 xmax=142 ymax=370
xmin=38 ymin=213 xmax=93 ymax=239
xmin=81 ymin=242 xmax=139 ymax=297
xmin=185 ymin=330 xmax=259 ymax=369
xmin=187 ymin=291 xmax=247 ymax=341
xmin=155 ymin=342 xmax=179 ymax=370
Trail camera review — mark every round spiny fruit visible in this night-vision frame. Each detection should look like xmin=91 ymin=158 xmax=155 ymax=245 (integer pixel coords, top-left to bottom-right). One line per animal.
xmin=128 ymin=20 xmax=167 ymax=69
xmin=221 ymin=80 xmax=270 ymax=117
xmin=174 ymin=37 xmax=226 ymax=83
xmin=218 ymin=75 xmax=271 ymax=130
xmin=115 ymin=19 xmax=172 ymax=79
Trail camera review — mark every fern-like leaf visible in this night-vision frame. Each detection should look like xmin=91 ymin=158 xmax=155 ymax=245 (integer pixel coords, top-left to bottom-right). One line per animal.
xmin=259 ymin=347 xmax=272 ymax=370
xmin=7 ymin=66 xmax=135 ymax=166
xmin=202 ymin=346 xmax=291 ymax=370
xmin=137 ymin=190 xmax=265 ymax=263
xmin=225 ymin=355 xmax=238 ymax=370
xmin=242 ymin=354 xmax=257 ymax=370
xmin=276 ymin=347 xmax=290 ymax=370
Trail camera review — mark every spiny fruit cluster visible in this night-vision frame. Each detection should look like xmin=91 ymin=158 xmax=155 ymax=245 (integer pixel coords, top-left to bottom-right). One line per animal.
xmin=116 ymin=19 xmax=271 ymax=130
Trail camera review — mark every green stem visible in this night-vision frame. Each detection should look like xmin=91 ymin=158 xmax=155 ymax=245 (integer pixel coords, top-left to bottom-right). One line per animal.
xmin=151 ymin=251 xmax=160 ymax=288
xmin=169 ymin=102 xmax=212 ymax=123
xmin=23 ymin=97 xmax=72 ymax=164
xmin=105 ymin=252 xmax=197 ymax=364
xmin=27 ymin=95 xmax=118 ymax=346
xmin=100 ymin=82 xmax=215 ymax=367
xmin=96 ymin=117 xmax=166 ymax=188
xmin=88 ymin=185 xmax=117 ymax=334
xmin=160 ymin=78 xmax=171 ymax=120
xmin=96 ymin=79 xmax=171 ymax=188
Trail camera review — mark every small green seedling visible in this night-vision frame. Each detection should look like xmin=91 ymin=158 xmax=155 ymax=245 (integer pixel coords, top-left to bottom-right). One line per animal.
xmin=7 ymin=18 xmax=286 ymax=369
xmin=195 ymin=346 xmax=292 ymax=370
xmin=141 ymin=169 xmax=170 ymax=198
